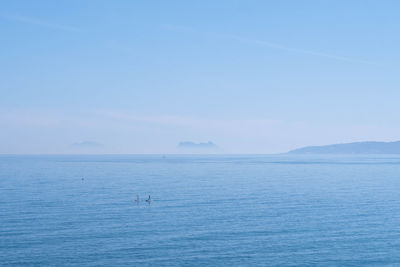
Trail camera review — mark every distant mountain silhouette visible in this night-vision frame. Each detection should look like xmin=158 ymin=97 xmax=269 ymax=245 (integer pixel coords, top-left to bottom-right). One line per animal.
xmin=178 ymin=141 xmax=218 ymax=149
xmin=288 ymin=141 xmax=400 ymax=154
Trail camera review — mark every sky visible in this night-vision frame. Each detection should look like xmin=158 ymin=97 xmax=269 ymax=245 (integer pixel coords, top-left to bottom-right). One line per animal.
xmin=1 ymin=0 xmax=400 ymax=154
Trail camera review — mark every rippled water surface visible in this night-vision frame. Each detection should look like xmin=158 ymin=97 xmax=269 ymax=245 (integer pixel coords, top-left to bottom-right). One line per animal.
xmin=2 ymin=154 xmax=400 ymax=266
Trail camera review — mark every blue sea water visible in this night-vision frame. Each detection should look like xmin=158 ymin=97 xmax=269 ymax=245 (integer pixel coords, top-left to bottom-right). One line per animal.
xmin=2 ymin=154 xmax=400 ymax=266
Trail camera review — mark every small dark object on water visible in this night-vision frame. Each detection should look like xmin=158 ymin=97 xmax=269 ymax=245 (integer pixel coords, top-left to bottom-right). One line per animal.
xmin=146 ymin=195 xmax=151 ymax=203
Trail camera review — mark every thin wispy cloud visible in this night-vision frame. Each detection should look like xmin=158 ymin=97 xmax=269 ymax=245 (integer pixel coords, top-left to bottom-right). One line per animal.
xmin=226 ymin=35 xmax=371 ymax=64
xmin=162 ymin=24 xmax=371 ymax=64
xmin=1 ymin=13 xmax=80 ymax=32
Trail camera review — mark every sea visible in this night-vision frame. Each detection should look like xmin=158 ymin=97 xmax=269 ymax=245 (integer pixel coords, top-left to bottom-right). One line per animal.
xmin=2 ymin=154 xmax=400 ymax=266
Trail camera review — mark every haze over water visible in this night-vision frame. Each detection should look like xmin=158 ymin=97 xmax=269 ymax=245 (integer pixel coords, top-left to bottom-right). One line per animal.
xmin=3 ymin=1 xmax=400 ymax=154
xmin=2 ymin=154 xmax=400 ymax=266
xmin=2 ymin=1 xmax=400 ymax=265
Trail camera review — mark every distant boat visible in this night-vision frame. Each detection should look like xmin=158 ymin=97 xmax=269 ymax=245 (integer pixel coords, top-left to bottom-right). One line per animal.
xmin=135 ymin=195 xmax=140 ymax=203
xmin=146 ymin=195 xmax=151 ymax=203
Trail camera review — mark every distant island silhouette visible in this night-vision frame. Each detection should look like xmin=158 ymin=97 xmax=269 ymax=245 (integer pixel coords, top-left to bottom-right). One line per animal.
xmin=178 ymin=141 xmax=218 ymax=149
xmin=288 ymin=141 xmax=400 ymax=154
xmin=71 ymin=141 xmax=103 ymax=148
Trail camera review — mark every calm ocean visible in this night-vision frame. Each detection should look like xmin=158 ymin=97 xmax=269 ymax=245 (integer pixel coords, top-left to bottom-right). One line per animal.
xmin=1 ymin=155 xmax=400 ymax=266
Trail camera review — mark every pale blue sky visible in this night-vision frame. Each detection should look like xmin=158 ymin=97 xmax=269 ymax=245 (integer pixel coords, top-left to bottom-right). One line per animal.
xmin=1 ymin=0 xmax=400 ymax=153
